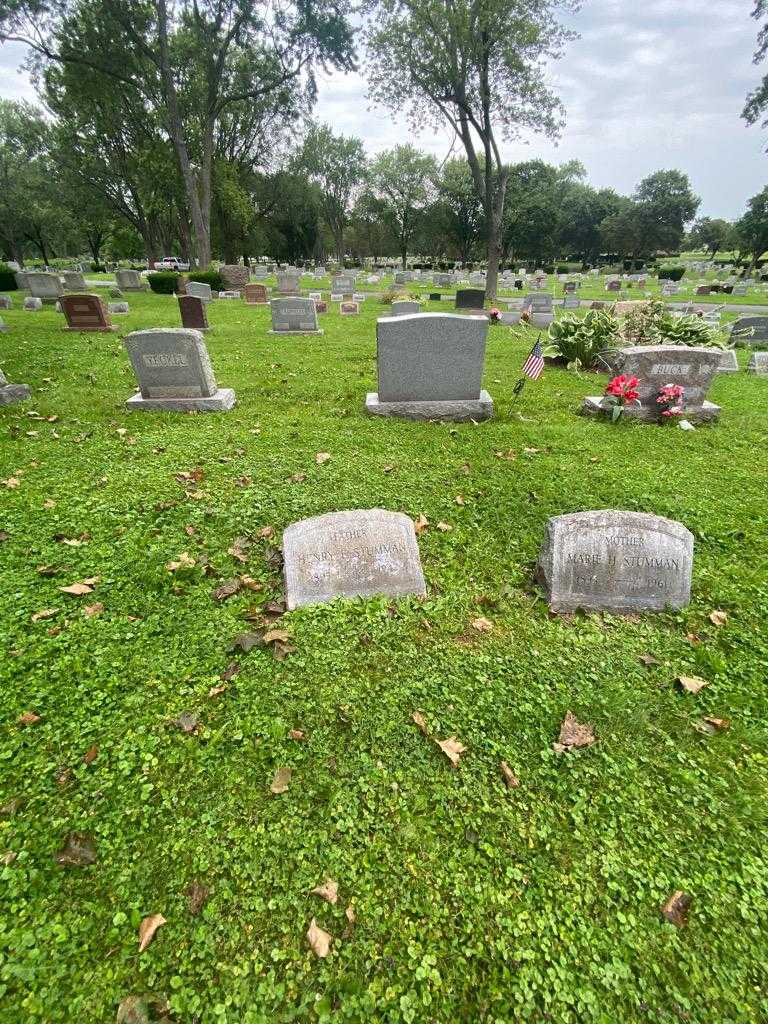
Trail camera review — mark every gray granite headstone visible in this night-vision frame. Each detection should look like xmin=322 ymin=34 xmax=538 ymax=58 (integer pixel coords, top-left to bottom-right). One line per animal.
xmin=186 ymin=281 xmax=213 ymax=303
xmin=283 ymin=509 xmax=427 ymax=609
xmin=26 ymin=272 xmax=63 ymax=303
xmin=276 ymin=271 xmax=301 ymax=295
xmin=24 ymin=297 xmax=43 ymax=311
xmin=0 ymin=296 xmax=11 ymax=310
xmin=522 ymin=293 xmax=553 ymax=312
xmin=0 ymin=367 xmax=31 ymax=405
xmin=747 ymin=351 xmax=768 ymax=375
xmin=123 ymin=328 xmax=235 ymax=411
xmin=717 ymin=349 xmax=738 ymax=373
xmin=366 ymin=312 xmax=493 ymax=421
xmin=391 ymin=300 xmax=422 ymax=316
xmin=537 ymin=510 xmax=694 ymax=613
xmin=582 ymin=345 xmax=722 ymax=422
xmin=455 ymin=289 xmax=485 ymax=310
xmin=62 ymin=271 xmax=87 ymax=291
xmin=332 ymin=275 xmax=355 ymax=294
xmin=730 ymin=316 xmax=768 ymax=347
xmin=0 ymin=316 xmax=8 ymax=333
xmin=269 ymin=297 xmax=322 ymax=334
xmin=115 ymin=269 xmax=147 ymax=292
xmin=108 ymin=301 xmax=129 ymax=314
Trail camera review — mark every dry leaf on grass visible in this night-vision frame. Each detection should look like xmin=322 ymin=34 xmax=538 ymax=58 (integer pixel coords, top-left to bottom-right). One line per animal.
xmin=82 ymin=744 xmax=98 ymax=764
xmin=413 ymin=514 xmax=429 ymax=535
xmin=213 ymin=578 xmax=242 ymax=602
xmin=677 ymin=675 xmax=709 ymax=695
xmin=345 ymin=903 xmax=356 ymax=924
xmin=208 ymin=684 xmax=228 ymax=698
xmin=54 ymin=831 xmax=96 ymax=867
xmin=258 ymin=525 xmax=274 ymax=539
xmin=694 ymin=716 xmax=731 ymax=735
xmin=2 ymin=477 xmax=20 ymax=488
xmin=660 ymin=890 xmax=692 ymax=927
xmin=553 ymin=711 xmax=596 ymax=753
xmin=138 ymin=913 xmax=166 ymax=952
xmin=83 ymin=602 xmax=104 ymax=617
xmin=270 ymin=766 xmax=291 ymax=794
xmin=289 ymin=729 xmax=306 ymax=741
xmin=454 ymin=495 xmax=465 ymax=505
xmin=315 ymin=452 xmax=331 ymax=465
xmin=638 ymin=653 xmax=660 ymax=667
xmin=709 ymin=609 xmax=728 ymax=627
xmin=18 ymin=711 xmax=41 ymax=726
xmin=436 ymin=521 xmax=453 ymax=532
xmin=166 ymin=552 xmax=195 ymax=572
xmin=227 ymin=537 xmax=251 ymax=563
xmin=311 ymin=879 xmax=339 ymax=905
xmin=174 ymin=711 xmax=199 ymax=734
xmin=263 ymin=629 xmax=291 ymax=644
xmin=31 ymin=608 xmax=59 ymax=622
xmin=471 ymin=617 xmax=493 ymax=632
xmin=500 ymin=761 xmax=520 ymax=788
xmin=185 ymin=880 xmax=210 ymax=915
xmin=411 ymin=711 xmax=429 ymax=735
xmin=437 ymin=736 xmax=467 ymax=768
xmin=59 ymin=579 xmax=97 ymax=596
xmin=307 ymin=918 xmax=332 ymax=958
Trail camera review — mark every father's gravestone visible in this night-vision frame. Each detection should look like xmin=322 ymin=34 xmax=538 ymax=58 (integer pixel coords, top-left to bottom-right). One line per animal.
xmin=536 ymin=510 xmax=694 ymax=613
xmin=123 ymin=328 xmax=235 ymax=411
xmin=283 ymin=509 xmax=426 ymax=610
xmin=0 ymin=367 xmax=30 ymax=405
xmin=455 ymin=289 xmax=485 ymax=310
xmin=178 ymin=294 xmax=210 ymax=332
xmin=116 ymin=269 xmax=148 ymax=292
xmin=747 ymin=351 xmax=768 ymax=375
xmin=244 ymin=283 xmax=268 ymax=304
xmin=730 ymin=315 xmax=768 ymax=346
xmin=582 ymin=346 xmax=722 ymax=422
xmin=26 ymin=272 xmax=64 ymax=304
xmin=60 ymin=294 xmax=116 ymax=332
xmin=269 ymin=297 xmax=322 ymax=334
xmin=391 ymin=300 xmax=421 ymax=316
xmin=366 ymin=312 xmax=493 ymax=421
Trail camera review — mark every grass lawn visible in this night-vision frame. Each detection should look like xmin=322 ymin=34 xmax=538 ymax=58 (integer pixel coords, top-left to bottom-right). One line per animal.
xmin=1 ymin=289 xmax=767 ymax=1024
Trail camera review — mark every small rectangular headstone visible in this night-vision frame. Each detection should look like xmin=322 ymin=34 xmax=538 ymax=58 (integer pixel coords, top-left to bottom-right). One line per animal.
xmin=0 ymin=296 xmax=11 ymax=309
xmin=330 ymin=292 xmax=343 ymax=302
xmin=115 ymin=269 xmax=147 ymax=292
xmin=283 ymin=509 xmax=426 ymax=609
xmin=537 ymin=510 xmax=694 ymax=613
xmin=340 ymin=301 xmax=359 ymax=315
xmin=391 ymin=300 xmax=422 ymax=316
xmin=123 ymin=327 xmax=235 ymax=411
xmin=24 ymin=297 xmax=43 ymax=311
xmin=178 ymin=294 xmax=210 ymax=331
xmin=62 ymin=271 xmax=87 ymax=291
xmin=0 ymin=367 xmax=31 ymax=405
xmin=717 ymin=349 xmax=738 ymax=372
xmin=455 ymin=289 xmax=485 ymax=310
xmin=747 ymin=351 xmax=768 ymax=375
xmin=244 ymin=283 xmax=268 ymax=304
xmin=60 ymin=294 xmax=116 ymax=332
xmin=218 ymin=290 xmax=241 ymax=300
xmin=186 ymin=281 xmax=213 ymax=302
xmin=270 ymin=297 xmax=322 ymax=334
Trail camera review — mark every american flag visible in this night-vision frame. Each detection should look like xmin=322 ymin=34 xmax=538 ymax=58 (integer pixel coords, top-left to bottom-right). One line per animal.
xmin=521 ymin=339 xmax=545 ymax=380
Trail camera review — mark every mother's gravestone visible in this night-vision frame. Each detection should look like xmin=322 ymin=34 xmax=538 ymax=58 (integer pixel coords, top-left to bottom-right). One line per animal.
xmin=123 ymin=327 xmax=235 ymax=411
xmin=582 ymin=345 xmax=722 ymax=422
xmin=269 ymin=297 xmax=322 ymax=335
xmin=537 ymin=510 xmax=694 ymax=613
xmin=366 ymin=312 xmax=493 ymax=421
xmin=283 ymin=509 xmax=426 ymax=609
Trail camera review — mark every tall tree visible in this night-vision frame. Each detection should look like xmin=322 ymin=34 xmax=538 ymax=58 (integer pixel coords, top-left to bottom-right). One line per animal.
xmin=685 ymin=217 xmax=732 ymax=258
xmin=735 ymin=186 xmax=768 ymax=265
xmin=632 ymin=170 xmax=700 ymax=254
xmin=298 ymin=123 xmax=367 ymax=263
xmin=367 ymin=144 xmax=437 ymax=267
xmin=364 ymin=0 xmax=577 ymax=298
xmin=430 ymin=157 xmax=483 ymax=263
xmin=744 ymin=0 xmax=768 ymax=134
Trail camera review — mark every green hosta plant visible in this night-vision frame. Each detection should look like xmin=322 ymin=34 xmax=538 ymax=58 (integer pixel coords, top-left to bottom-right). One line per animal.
xmin=544 ymin=309 xmax=620 ymax=370
xmin=659 ymin=314 xmax=725 ymax=348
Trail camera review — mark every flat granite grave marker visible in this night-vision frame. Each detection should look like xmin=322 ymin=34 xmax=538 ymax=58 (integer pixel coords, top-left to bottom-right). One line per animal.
xmin=24 ymin=297 xmax=42 ymax=311
xmin=330 ymin=292 xmax=343 ymax=302
xmin=123 ymin=327 xmax=235 ymax=411
xmin=455 ymin=288 xmax=485 ymax=310
xmin=244 ymin=283 xmax=268 ymax=304
xmin=340 ymin=301 xmax=359 ymax=316
xmin=582 ymin=345 xmax=722 ymax=422
xmin=60 ymin=294 xmax=116 ymax=332
xmin=269 ymin=297 xmax=322 ymax=334
xmin=391 ymin=300 xmax=421 ymax=316
xmin=283 ymin=509 xmax=426 ymax=609
xmin=536 ymin=510 xmax=694 ymax=613
xmin=366 ymin=312 xmax=493 ymax=421
xmin=178 ymin=294 xmax=210 ymax=331
xmin=747 ymin=351 xmax=768 ymax=375
xmin=730 ymin=315 xmax=768 ymax=346
xmin=115 ymin=269 xmax=148 ymax=292
xmin=218 ymin=290 xmax=241 ymax=300
xmin=0 ymin=367 xmax=31 ymax=405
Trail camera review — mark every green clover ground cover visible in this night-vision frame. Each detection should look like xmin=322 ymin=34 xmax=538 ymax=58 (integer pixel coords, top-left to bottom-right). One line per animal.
xmin=1 ymin=290 xmax=767 ymax=1023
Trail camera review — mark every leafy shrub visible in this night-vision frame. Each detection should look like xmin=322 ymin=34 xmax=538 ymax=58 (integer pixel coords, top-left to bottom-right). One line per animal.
xmin=544 ymin=309 xmax=620 ymax=369
xmin=657 ymin=266 xmax=686 ymax=281
xmin=660 ymin=314 xmax=724 ymax=348
xmin=379 ymin=289 xmax=405 ymax=305
xmin=0 ymin=262 xmax=19 ymax=291
xmin=556 ymin=265 xmax=570 ymax=275
xmin=188 ymin=269 xmax=224 ymax=293
xmin=621 ymin=299 xmax=724 ymax=348
xmin=90 ymin=262 xmax=107 ymax=273
xmin=147 ymin=271 xmax=180 ymax=294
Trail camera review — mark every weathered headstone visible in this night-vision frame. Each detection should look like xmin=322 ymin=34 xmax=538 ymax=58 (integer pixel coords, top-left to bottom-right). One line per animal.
xmin=499 ymin=310 xmax=521 ymax=325
xmin=0 ymin=316 xmax=8 ymax=333
xmin=60 ymin=294 xmax=116 ymax=332
xmin=108 ymin=302 xmax=129 ymax=314
xmin=391 ymin=300 xmax=421 ymax=316
xmin=115 ymin=269 xmax=147 ymax=292
xmin=283 ymin=509 xmax=427 ymax=610
xmin=123 ymin=328 xmax=235 ymax=411
xmin=717 ymin=349 xmax=738 ymax=373
xmin=219 ymin=265 xmax=249 ymax=289
xmin=582 ymin=345 xmax=722 ymax=422
xmin=332 ymin=274 xmax=355 ymax=294
xmin=606 ymin=279 xmax=621 ymax=292
xmin=178 ymin=294 xmax=210 ymax=332
xmin=0 ymin=296 xmax=11 ymax=310
xmin=269 ymin=297 xmax=322 ymax=334
xmin=14 ymin=271 xmax=29 ymax=290
xmin=747 ymin=351 xmax=768 ymax=375
xmin=537 ymin=510 xmax=693 ymax=613
xmin=340 ymin=301 xmax=360 ymax=316
xmin=730 ymin=315 xmax=768 ymax=346
xmin=0 ymin=367 xmax=30 ymax=405
xmin=244 ymin=283 xmax=268 ymax=304
xmin=353 ymin=292 xmax=366 ymax=302
xmin=522 ymin=293 xmax=553 ymax=312
xmin=24 ymin=297 xmax=43 ymax=311
xmin=218 ymin=290 xmax=241 ymax=300
xmin=186 ymin=281 xmax=213 ymax=303
xmin=455 ymin=289 xmax=485 ymax=310
xmin=62 ymin=270 xmax=87 ymax=291
xmin=366 ymin=312 xmax=493 ymax=421
xmin=330 ymin=292 xmax=343 ymax=302
xmin=26 ymin=272 xmax=64 ymax=303
xmin=276 ymin=271 xmax=301 ymax=295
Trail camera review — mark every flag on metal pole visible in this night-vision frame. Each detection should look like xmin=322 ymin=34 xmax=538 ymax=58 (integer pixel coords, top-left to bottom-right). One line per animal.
xmin=513 ymin=336 xmax=545 ymax=396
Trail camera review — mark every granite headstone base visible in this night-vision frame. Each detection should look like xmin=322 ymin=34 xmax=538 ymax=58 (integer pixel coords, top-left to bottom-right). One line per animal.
xmin=126 ymin=387 xmax=236 ymax=412
xmin=365 ymin=389 xmax=493 ymax=422
xmin=580 ymin=395 xmax=721 ymax=423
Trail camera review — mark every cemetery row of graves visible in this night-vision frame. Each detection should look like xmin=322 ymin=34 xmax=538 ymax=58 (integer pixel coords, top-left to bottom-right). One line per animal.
xmin=1 ymin=263 xmax=767 ymax=1022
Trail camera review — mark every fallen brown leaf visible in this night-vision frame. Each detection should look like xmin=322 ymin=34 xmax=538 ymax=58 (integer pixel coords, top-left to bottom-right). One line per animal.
xmin=166 ymin=552 xmax=195 ymax=572
xmin=18 ymin=711 xmax=41 ymax=726
xmin=185 ymin=880 xmax=210 ymax=915
xmin=289 ymin=729 xmax=306 ymax=741
xmin=345 ymin=903 xmax=356 ymax=924
xmin=311 ymin=879 xmax=339 ymax=905
xmin=471 ymin=617 xmax=493 ymax=632
xmin=694 ymin=716 xmax=731 ymax=735
xmin=686 ymin=633 xmax=702 ymax=646
xmin=2 ymin=477 xmax=20 ymax=488
xmin=500 ymin=760 xmax=520 ymax=788
xmin=31 ymin=608 xmax=59 ymax=622
xmin=638 ymin=653 xmax=660 ymax=667
xmin=263 ymin=628 xmax=291 ymax=645
xmin=258 ymin=526 xmax=274 ymax=539
xmin=437 ymin=736 xmax=466 ymax=768
xmin=315 ymin=452 xmax=331 ymax=465
xmin=270 ymin=766 xmax=291 ymax=794
xmin=436 ymin=521 xmax=453 ymax=532
xmin=138 ymin=913 xmax=166 ymax=953
xmin=553 ymin=711 xmax=596 ymax=753
xmin=709 ymin=609 xmax=728 ymax=627
xmin=82 ymin=744 xmax=99 ymax=764
xmin=454 ymin=495 xmax=465 ymax=505
xmin=208 ymin=684 xmax=228 ymax=698
xmin=411 ymin=711 xmax=429 ymax=735
xmin=413 ymin=514 xmax=429 ymax=535
xmin=677 ymin=675 xmax=709 ymax=695
xmin=213 ymin=578 xmax=242 ymax=602
xmin=660 ymin=890 xmax=692 ymax=927
xmin=174 ymin=711 xmax=199 ymax=734
xmin=307 ymin=918 xmax=332 ymax=958
xmin=59 ymin=581 xmax=95 ymax=596
xmin=83 ymin=602 xmax=104 ymax=617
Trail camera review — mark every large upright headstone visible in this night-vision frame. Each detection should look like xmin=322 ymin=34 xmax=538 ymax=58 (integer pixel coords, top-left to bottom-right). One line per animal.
xmin=0 ymin=367 xmax=31 ymax=405
xmin=730 ymin=316 xmax=768 ymax=346
xmin=178 ymin=294 xmax=210 ymax=332
xmin=123 ymin=328 xmax=235 ymax=411
xmin=276 ymin=271 xmax=301 ymax=295
xmin=455 ymin=289 xmax=485 ymax=310
xmin=283 ymin=509 xmax=427 ymax=610
xmin=60 ymin=294 xmax=116 ymax=332
xmin=366 ymin=312 xmax=493 ymax=421
xmin=269 ymin=297 xmax=322 ymax=334
xmin=582 ymin=346 xmax=722 ymax=422
xmin=332 ymin=274 xmax=355 ymax=294
xmin=537 ymin=510 xmax=694 ymax=613
xmin=62 ymin=271 xmax=87 ymax=291
xmin=244 ymin=283 xmax=268 ymax=304
xmin=219 ymin=265 xmax=249 ymax=290
xmin=116 ymin=269 xmax=148 ymax=292
xmin=26 ymin=272 xmax=64 ymax=304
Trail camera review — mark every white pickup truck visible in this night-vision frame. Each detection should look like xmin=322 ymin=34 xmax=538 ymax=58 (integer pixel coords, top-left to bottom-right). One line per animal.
xmin=153 ymin=257 xmax=191 ymax=271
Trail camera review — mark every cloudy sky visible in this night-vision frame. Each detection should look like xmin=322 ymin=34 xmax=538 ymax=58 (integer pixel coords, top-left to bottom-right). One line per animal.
xmin=1 ymin=0 xmax=765 ymax=219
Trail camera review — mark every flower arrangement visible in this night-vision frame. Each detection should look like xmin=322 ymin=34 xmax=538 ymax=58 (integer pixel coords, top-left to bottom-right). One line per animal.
xmin=488 ymin=307 xmax=501 ymax=324
xmin=601 ymin=374 xmax=640 ymax=422
xmin=656 ymin=383 xmax=684 ymax=421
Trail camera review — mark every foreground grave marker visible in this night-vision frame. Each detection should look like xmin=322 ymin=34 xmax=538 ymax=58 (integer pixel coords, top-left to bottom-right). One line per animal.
xmin=60 ymin=294 xmax=116 ymax=332
xmin=283 ymin=509 xmax=426 ymax=609
xmin=537 ymin=510 xmax=694 ymax=613
xmin=123 ymin=328 xmax=235 ymax=411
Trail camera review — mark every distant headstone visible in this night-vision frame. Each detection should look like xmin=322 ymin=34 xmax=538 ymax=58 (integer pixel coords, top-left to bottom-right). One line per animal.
xmin=730 ymin=315 xmax=768 ymax=346
xmin=0 ymin=367 xmax=30 ymax=405
xmin=0 ymin=316 xmax=8 ymax=332
xmin=747 ymin=351 xmax=768 ymax=375
xmin=108 ymin=302 xmax=129 ymax=314
xmin=219 ymin=265 xmax=249 ymax=289
xmin=244 ymin=283 xmax=268 ymax=304
xmin=330 ymin=293 xmax=343 ymax=302
xmin=455 ymin=289 xmax=485 ymax=310
xmin=391 ymin=300 xmax=421 ymax=316
xmin=62 ymin=271 xmax=87 ymax=291
xmin=366 ymin=312 xmax=493 ymax=421
xmin=0 ymin=296 xmax=11 ymax=309
xmin=14 ymin=271 xmax=29 ymax=290
xmin=332 ymin=274 xmax=355 ymax=294
xmin=115 ymin=269 xmax=147 ymax=292
xmin=717 ymin=349 xmax=738 ymax=373
xmin=562 ymin=296 xmax=580 ymax=309
xmin=522 ymin=293 xmax=553 ymax=312
xmin=178 ymin=294 xmax=210 ymax=331
xmin=498 ymin=311 xmax=521 ymax=325
xmin=276 ymin=271 xmax=301 ymax=295
xmin=340 ymin=301 xmax=359 ymax=316
xmin=529 ymin=312 xmax=554 ymax=327
xmin=26 ymin=272 xmax=64 ymax=303
xmin=283 ymin=509 xmax=427 ymax=610
xmin=564 ymin=281 xmax=577 ymax=293
xmin=218 ymin=290 xmax=241 ymax=299
xmin=696 ymin=285 xmax=711 ymax=296
xmin=269 ymin=297 xmax=322 ymax=334
xmin=428 ymin=292 xmax=441 ymax=301
xmin=315 ymin=301 xmax=328 ymax=313
xmin=606 ymin=279 xmax=621 ymax=292
xmin=123 ymin=328 xmax=235 ymax=411
xmin=536 ymin=510 xmax=694 ymax=613
xmin=60 ymin=294 xmax=116 ymax=332
xmin=582 ymin=345 xmax=722 ymax=422
xmin=186 ymin=281 xmax=213 ymax=303
xmin=24 ymin=297 xmax=43 ymax=311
